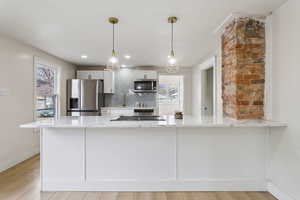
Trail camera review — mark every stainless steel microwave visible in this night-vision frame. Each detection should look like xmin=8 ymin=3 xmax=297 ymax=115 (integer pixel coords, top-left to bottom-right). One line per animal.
xmin=133 ymin=79 xmax=157 ymax=93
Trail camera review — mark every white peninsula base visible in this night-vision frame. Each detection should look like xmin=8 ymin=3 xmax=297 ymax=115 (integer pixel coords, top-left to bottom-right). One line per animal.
xmin=21 ymin=116 xmax=286 ymax=191
xmin=40 ymin=126 xmax=272 ymax=191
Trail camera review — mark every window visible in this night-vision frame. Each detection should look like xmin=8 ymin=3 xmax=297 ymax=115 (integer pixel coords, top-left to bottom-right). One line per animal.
xmin=158 ymin=83 xmax=180 ymax=104
xmin=35 ymin=60 xmax=58 ymax=119
xmin=158 ymin=75 xmax=184 ymax=115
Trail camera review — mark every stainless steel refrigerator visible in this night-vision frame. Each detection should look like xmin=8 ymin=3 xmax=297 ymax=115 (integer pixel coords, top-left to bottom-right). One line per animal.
xmin=67 ymin=79 xmax=104 ymax=116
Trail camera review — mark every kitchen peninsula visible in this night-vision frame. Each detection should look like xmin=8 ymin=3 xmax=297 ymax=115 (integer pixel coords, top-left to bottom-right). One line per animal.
xmin=21 ymin=116 xmax=286 ymax=192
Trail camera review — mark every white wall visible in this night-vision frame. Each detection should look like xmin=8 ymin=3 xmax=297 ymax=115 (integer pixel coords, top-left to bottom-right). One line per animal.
xmin=269 ymin=0 xmax=300 ymax=199
xmin=0 ymin=34 xmax=76 ymax=172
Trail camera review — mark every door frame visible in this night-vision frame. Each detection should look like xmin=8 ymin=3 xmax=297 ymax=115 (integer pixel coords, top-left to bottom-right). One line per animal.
xmin=198 ymin=56 xmax=217 ymax=118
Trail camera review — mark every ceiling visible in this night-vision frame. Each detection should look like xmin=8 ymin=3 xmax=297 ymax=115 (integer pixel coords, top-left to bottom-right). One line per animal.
xmin=0 ymin=0 xmax=287 ymax=67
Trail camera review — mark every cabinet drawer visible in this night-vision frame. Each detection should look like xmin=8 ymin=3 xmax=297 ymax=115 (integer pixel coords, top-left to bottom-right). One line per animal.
xmin=101 ymin=109 xmax=111 ymax=116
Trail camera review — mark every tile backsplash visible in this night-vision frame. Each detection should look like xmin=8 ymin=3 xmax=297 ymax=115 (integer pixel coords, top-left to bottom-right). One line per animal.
xmin=104 ymin=69 xmax=157 ymax=107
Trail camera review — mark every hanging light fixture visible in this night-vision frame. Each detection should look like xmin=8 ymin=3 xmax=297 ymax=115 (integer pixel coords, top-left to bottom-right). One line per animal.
xmin=166 ymin=16 xmax=179 ymax=73
xmin=106 ymin=17 xmax=120 ymax=71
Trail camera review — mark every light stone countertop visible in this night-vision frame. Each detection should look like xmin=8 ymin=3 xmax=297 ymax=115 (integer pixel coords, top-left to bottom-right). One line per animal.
xmin=20 ymin=115 xmax=287 ymax=129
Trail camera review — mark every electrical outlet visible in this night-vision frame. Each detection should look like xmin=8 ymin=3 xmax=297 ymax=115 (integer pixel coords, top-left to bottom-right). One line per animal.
xmin=0 ymin=88 xmax=9 ymax=96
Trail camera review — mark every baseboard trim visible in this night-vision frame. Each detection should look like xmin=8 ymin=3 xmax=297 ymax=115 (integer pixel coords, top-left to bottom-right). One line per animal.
xmin=268 ymin=183 xmax=296 ymax=200
xmin=42 ymin=179 xmax=267 ymax=192
xmin=0 ymin=147 xmax=39 ymax=173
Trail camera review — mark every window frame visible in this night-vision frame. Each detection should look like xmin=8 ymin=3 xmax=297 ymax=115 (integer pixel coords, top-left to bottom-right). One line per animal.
xmin=158 ymin=81 xmax=181 ymax=105
xmin=158 ymin=75 xmax=184 ymax=114
xmin=33 ymin=56 xmax=60 ymax=120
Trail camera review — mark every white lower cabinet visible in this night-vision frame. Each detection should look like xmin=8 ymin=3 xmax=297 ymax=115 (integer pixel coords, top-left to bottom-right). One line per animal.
xmin=100 ymin=108 xmax=111 ymax=116
xmin=40 ymin=127 xmax=268 ymax=191
xmin=110 ymin=109 xmax=133 ymax=116
xmin=101 ymin=107 xmax=134 ymax=116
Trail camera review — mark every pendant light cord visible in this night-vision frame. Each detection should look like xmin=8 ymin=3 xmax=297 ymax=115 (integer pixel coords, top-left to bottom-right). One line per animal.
xmin=112 ymin=23 xmax=115 ymax=52
xmin=171 ymin=22 xmax=174 ymax=52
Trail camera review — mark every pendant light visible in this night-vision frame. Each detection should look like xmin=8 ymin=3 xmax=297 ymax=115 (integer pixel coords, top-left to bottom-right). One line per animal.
xmin=106 ymin=17 xmax=120 ymax=71
xmin=166 ymin=16 xmax=179 ymax=73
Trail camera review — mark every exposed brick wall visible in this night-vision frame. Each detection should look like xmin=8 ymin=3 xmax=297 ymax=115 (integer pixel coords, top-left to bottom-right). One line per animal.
xmin=222 ymin=18 xmax=265 ymax=119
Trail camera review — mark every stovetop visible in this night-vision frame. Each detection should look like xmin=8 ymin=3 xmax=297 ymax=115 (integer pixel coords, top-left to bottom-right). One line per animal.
xmin=111 ymin=115 xmax=166 ymax=121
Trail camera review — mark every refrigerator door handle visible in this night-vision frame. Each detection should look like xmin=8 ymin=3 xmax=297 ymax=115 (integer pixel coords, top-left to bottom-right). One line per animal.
xmin=96 ymin=80 xmax=99 ymax=110
xmin=80 ymin=81 xmax=84 ymax=110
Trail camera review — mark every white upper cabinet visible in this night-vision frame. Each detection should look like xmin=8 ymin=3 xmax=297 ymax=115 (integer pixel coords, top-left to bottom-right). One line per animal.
xmin=77 ymin=70 xmax=104 ymax=80
xmin=77 ymin=70 xmax=115 ymax=94
xmin=133 ymin=70 xmax=157 ymax=80
xmin=103 ymin=71 xmax=115 ymax=94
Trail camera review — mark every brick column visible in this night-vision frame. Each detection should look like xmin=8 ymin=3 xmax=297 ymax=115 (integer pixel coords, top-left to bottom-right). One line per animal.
xmin=222 ymin=17 xmax=265 ymax=119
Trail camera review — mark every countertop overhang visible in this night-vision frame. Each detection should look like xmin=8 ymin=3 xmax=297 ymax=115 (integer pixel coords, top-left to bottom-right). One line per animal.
xmin=20 ymin=115 xmax=287 ymax=129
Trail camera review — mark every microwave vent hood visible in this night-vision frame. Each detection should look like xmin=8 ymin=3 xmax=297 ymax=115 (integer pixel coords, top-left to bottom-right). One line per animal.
xmin=133 ymin=79 xmax=157 ymax=93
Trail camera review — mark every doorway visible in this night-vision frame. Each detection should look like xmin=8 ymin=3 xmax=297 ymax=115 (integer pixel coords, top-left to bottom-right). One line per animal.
xmin=201 ymin=67 xmax=214 ymax=117
xmin=158 ymin=75 xmax=184 ymax=115
xmin=196 ymin=56 xmax=217 ymax=118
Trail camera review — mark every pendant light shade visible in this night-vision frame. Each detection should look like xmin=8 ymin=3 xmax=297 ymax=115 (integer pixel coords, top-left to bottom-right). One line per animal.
xmin=106 ymin=17 xmax=120 ymax=71
xmin=166 ymin=16 xmax=179 ymax=73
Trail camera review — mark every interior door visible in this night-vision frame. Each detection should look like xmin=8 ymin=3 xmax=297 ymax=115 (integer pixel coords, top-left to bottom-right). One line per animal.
xmin=80 ymin=80 xmax=98 ymax=111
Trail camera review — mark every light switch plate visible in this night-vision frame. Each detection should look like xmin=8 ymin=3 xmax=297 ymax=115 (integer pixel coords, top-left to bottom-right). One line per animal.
xmin=0 ymin=88 xmax=9 ymax=96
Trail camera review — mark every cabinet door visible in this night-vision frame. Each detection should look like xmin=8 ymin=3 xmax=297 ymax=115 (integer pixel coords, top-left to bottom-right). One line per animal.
xmin=77 ymin=71 xmax=90 ymax=79
xmin=110 ymin=109 xmax=134 ymax=116
xmin=77 ymin=70 xmax=104 ymax=80
xmin=92 ymin=71 xmax=104 ymax=79
xmin=104 ymin=71 xmax=115 ymax=93
xmin=145 ymin=71 xmax=157 ymax=79
xmin=101 ymin=108 xmax=111 ymax=116
xmin=133 ymin=70 xmax=157 ymax=79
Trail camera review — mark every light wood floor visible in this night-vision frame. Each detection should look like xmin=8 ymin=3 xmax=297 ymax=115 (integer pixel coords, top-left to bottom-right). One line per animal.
xmin=0 ymin=155 xmax=277 ymax=200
